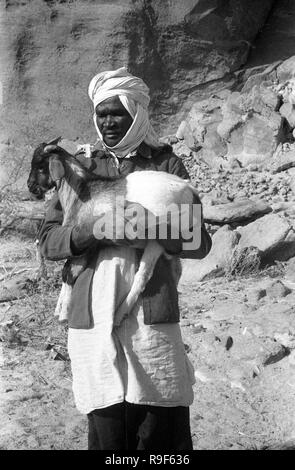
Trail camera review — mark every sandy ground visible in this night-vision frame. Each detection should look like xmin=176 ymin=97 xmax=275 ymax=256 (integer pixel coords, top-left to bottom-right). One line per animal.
xmin=0 ymin=236 xmax=295 ymax=450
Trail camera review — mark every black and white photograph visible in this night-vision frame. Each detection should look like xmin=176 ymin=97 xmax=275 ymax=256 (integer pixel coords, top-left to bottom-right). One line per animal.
xmin=0 ymin=0 xmax=295 ymax=453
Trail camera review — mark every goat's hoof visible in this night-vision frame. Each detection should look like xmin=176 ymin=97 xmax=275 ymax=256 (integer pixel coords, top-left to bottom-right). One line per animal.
xmin=54 ymin=307 xmax=62 ymax=317
xmin=59 ymin=310 xmax=69 ymax=322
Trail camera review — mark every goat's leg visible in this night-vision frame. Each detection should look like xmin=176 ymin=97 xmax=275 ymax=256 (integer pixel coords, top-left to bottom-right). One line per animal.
xmin=114 ymin=240 xmax=165 ymax=326
xmin=35 ymin=240 xmax=47 ymax=280
xmin=54 ymin=282 xmax=67 ymax=319
xmin=54 ymin=282 xmax=73 ymax=322
xmin=58 ymin=282 xmax=73 ymax=322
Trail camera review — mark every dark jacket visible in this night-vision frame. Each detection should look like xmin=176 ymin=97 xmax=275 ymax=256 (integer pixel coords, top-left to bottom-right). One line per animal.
xmin=38 ymin=144 xmax=212 ymax=329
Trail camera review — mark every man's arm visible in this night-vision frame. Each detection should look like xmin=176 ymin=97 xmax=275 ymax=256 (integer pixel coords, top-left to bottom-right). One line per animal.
xmin=38 ymin=194 xmax=129 ymax=260
xmin=38 ymin=194 xmax=79 ymax=261
xmin=38 ymin=193 xmax=144 ymax=262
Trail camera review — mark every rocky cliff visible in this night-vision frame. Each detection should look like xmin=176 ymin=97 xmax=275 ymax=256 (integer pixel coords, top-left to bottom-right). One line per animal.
xmin=0 ymin=0 xmax=289 ymax=186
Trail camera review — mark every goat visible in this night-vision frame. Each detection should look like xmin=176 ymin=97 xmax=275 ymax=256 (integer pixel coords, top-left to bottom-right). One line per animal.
xmin=28 ymin=144 xmax=201 ymax=326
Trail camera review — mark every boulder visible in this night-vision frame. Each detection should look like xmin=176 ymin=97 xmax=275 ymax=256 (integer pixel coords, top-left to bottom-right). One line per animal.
xmin=229 ymin=334 xmax=289 ymax=367
xmin=217 ymin=85 xmax=284 ymax=167
xmin=268 ymin=145 xmax=295 ymax=173
xmin=236 ymin=213 xmax=293 ymax=258
xmin=241 ymin=61 xmax=281 ymax=94
xmin=215 ymin=92 xmax=244 ymax=142
xmin=180 ymin=225 xmax=240 ymax=283
xmin=263 ymin=227 xmax=295 ymax=262
xmin=203 ymin=199 xmax=272 ymax=224
xmin=175 ymin=121 xmax=195 ymax=148
xmin=279 ymin=102 xmax=295 ymax=129
xmin=285 ymin=257 xmax=295 ymax=282
xmin=246 ymin=288 xmax=267 ymax=304
xmin=172 ymin=141 xmax=192 ymax=158
xmin=186 ymin=92 xmax=229 ymax=161
xmin=265 ymin=280 xmax=292 ymax=299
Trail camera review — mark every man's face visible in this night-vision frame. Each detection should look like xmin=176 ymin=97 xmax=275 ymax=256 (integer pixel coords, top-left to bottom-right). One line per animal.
xmin=95 ymin=96 xmax=133 ymax=147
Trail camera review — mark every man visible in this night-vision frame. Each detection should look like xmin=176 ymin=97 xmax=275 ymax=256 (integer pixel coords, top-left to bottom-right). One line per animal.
xmin=39 ymin=67 xmax=211 ymax=450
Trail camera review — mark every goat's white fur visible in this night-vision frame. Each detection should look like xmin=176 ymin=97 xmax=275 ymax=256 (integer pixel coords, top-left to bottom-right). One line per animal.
xmin=50 ymin=155 xmax=199 ymax=326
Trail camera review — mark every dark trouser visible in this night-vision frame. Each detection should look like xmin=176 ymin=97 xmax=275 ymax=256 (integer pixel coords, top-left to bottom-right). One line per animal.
xmin=87 ymin=401 xmax=193 ymax=450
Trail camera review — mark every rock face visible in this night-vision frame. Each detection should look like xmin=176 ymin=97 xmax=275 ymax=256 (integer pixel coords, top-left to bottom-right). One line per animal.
xmin=0 ymin=0 xmax=275 ymax=183
xmin=177 ymin=53 xmax=295 ymax=169
xmin=247 ymin=0 xmax=295 ymax=68
xmin=236 ymin=213 xmax=294 ymax=258
xmin=217 ymin=85 xmax=284 ymax=166
xmin=203 ymin=199 xmax=272 ymax=224
xmin=185 ymin=91 xmax=229 ymax=166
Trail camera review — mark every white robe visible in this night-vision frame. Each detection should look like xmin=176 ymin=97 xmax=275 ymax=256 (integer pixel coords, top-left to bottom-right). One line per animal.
xmin=67 ymin=246 xmax=195 ymax=415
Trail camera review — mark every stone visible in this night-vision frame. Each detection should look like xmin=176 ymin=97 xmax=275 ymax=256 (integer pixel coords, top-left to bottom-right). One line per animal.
xmin=271 ymin=201 xmax=294 ymax=213
xmin=279 ymin=102 xmax=295 ymax=128
xmin=246 ymin=288 xmax=267 ymax=303
xmin=248 ymin=164 xmax=259 ymax=171
xmin=180 ymin=225 xmax=240 ymax=283
xmin=241 ymin=63 xmax=280 ymax=94
xmin=277 ymin=79 xmax=295 ymax=106
xmin=203 ymin=199 xmax=272 ymax=224
xmin=216 ymin=84 xmax=285 ymax=167
xmin=230 ymin=335 xmax=287 ymax=367
xmin=274 ymin=332 xmax=295 ymax=349
xmin=231 ymin=114 xmax=283 ymax=167
xmin=264 ymin=227 xmax=295 ymax=262
xmin=288 ymin=350 xmax=295 ymax=368
xmin=175 ymin=121 xmax=187 ymax=140
xmin=217 ymin=92 xmax=246 ymax=141
xmin=247 ymin=83 xmax=281 ymax=113
xmin=236 ymin=213 xmax=292 ymax=256
xmin=263 ymin=344 xmax=291 ymax=367
xmin=172 ymin=141 xmax=192 ymax=158
xmin=268 ymin=148 xmax=295 ymax=173
xmin=175 ymin=121 xmax=195 ymax=148
xmin=186 ymin=93 xmax=228 ymax=160
xmin=265 ymin=280 xmax=292 ymax=299
xmin=285 ymin=257 xmax=295 ymax=282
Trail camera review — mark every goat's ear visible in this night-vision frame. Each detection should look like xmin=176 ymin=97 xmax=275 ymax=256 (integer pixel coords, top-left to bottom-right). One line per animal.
xmin=47 ymin=136 xmax=62 ymax=146
xmin=49 ymin=157 xmax=65 ymax=181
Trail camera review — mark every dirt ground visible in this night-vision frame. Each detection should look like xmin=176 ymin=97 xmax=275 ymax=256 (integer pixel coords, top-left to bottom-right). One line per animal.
xmin=0 ymin=234 xmax=295 ymax=451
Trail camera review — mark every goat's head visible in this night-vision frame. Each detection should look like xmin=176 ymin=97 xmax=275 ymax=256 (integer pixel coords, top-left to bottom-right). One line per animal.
xmin=28 ymin=137 xmax=93 ymax=200
xmin=27 ymin=137 xmax=63 ymax=199
xmin=43 ymin=144 xmax=92 ymax=193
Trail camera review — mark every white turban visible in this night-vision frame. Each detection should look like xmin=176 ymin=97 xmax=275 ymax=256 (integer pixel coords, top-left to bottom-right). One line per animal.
xmin=88 ymin=67 xmax=160 ymax=159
